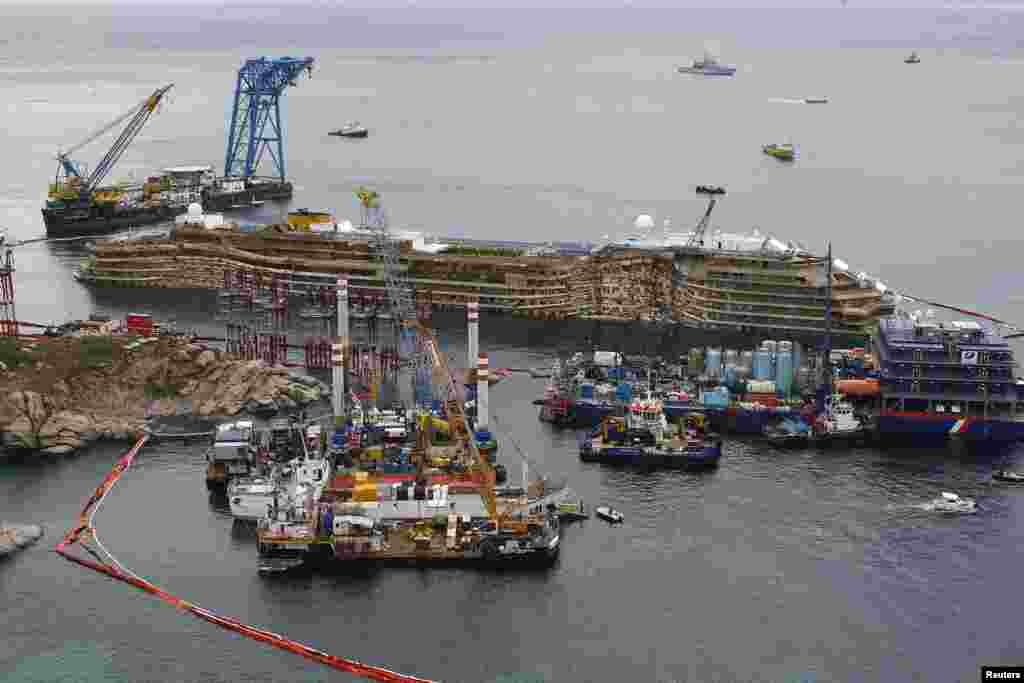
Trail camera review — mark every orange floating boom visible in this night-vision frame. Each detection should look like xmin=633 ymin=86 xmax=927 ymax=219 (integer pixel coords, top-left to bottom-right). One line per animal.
xmin=55 ymin=436 xmax=438 ymax=683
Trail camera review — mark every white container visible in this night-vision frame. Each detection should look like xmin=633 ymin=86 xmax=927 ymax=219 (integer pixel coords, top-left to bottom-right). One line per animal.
xmin=593 ymin=351 xmax=622 ymax=367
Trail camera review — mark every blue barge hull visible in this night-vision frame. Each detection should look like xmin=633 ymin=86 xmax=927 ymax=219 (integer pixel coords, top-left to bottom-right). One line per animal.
xmin=579 ymin=442 xmax=722 ymax=469
xmin=878 ymin=412 xmax=1024 ymax=443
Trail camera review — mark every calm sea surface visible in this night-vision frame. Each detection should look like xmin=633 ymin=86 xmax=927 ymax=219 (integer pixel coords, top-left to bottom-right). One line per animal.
xmin=2 ymin=5 xmax=1024 ymax=682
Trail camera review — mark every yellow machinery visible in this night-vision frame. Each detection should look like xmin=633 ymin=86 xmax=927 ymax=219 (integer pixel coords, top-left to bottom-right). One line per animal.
xmin=287 ymin=209 xmax=333 ymax=232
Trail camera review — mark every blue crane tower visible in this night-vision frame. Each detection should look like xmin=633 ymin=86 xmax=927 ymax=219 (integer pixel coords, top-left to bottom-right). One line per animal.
xmin=223 ymin=57 xmax=314 ymax=181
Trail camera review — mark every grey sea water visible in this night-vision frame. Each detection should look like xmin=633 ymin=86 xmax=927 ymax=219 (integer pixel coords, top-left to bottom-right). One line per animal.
xmin=2 ymin=4 xmax=1024 ymax=682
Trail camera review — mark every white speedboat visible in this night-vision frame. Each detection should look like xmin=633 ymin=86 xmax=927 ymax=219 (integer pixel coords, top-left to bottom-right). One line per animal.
xmin=804 ymin=96 xmax=828 ymax=104
xmin=678 ymin=54 xmax=736 ymax=76
xmin=329 ymin=122 xmax=369 ymax=138
xmin=993 ymin=470 xmax=1024 ymax=484
xmin=595 ymin=505 xmax=624 ymax=524
xmin=229 ymin=477 xmax=276 ymax=521
xmin=924 ymin=492 xmax=977 ymax=514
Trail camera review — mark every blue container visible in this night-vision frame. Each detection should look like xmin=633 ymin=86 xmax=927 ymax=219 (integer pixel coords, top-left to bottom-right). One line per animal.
xmin=753 ymin=351 xmax=773 ymax=380
xmin=608 ymin=367 xmax=625 ymax=381
xmin=323 ymin=509 xmax=334 ymax=535
xmin=703 ymin=388 xmax=730 ymax=409
xmin=705 ymin=349 xmax=722 ymax=379
xmin=724 ymin=367 xmax=737 ymax=387
xmin=616 ymin=383 xmax=633 ymax=402
xmin=474 ymin=430 xmax=493 ymax=442
xmin=579 ymin=383 xmax=595 ymax=399
xmin=775 ymin=352 xmax=794 ymax=396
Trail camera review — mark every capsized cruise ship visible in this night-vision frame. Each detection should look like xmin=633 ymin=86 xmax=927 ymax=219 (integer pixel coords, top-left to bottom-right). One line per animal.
xmin=589 ymin=191 xmax=896 ymax=343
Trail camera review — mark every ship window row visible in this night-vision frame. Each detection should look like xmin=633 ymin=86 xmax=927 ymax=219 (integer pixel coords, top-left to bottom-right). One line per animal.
xmin=884 ymin=378 xmax=1012 ymax=396
xmin=888 ymin=399 xmax=1021 ymax=417
xmin=884 ymin=348 xmax=1014 ymax=365
xmin=699 ymin=310 xmax=865 ymax=332
xmin=883 ymin=363 xmax=1013 ymax=380
xmin=708 ymin=270 xmax=804 ymax=284
xmin=703 ymin=279 xmax=823 ymax=296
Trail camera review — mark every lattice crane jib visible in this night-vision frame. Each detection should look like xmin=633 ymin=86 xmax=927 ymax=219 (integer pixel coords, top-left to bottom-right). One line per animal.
xmin=53 ymin=84 xmax=173 ymax=201
xmin=224 ymin=57 xmax=314 ymax=180
xmin=685 ymin=185 xmax=726 ymax=250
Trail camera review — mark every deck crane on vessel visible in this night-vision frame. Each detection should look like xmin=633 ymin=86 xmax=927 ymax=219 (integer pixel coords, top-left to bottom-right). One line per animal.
xmin=224 ymin=57 xmax=314 ymax=181
xmin=359 ymin=187 xmax=503 ymax=518
xmin=51 ymin=84 xmax=174 ymax=204
xmin=684 ymin=185 xmax=726 ymax=250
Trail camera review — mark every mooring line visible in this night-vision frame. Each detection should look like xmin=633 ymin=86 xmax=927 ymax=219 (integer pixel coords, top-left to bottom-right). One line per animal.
xmin=55 ymin=435 xmax=439 ymax=683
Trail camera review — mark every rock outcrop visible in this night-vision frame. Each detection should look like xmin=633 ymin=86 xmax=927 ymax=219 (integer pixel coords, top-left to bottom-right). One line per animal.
xmin=0 ymin=523 xmax=44 ymax=557
xmin=0 ymin=336 xmax=329 ymax=456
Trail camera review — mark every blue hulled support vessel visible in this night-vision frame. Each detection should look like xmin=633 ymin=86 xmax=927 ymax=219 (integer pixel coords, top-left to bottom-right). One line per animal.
xmin=873 ymin=316 xmax=1024 ymax=443
xmin=579 ymin=396 xmax=722 ymax=469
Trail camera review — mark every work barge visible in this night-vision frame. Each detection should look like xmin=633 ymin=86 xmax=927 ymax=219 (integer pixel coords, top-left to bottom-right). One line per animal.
xmin=85 ymin=219 xmax=893 ymax=345
xmin=251 ymin=313 xmax=564 ymax=572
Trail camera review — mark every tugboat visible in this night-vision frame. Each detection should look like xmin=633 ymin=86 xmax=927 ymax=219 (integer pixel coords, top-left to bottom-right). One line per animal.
xmin=678 ymin=53 xmax=736 ymax=76
xmin=763 ymin=143 xmax=795 ymax=161
xmin=905 ymin=51 xmax=920 ymax=64
xmin=329 ymin=122 xmax=369 ymax=138
xmin=580 ymin=395 xmax=723 ymax=469
xmin=812 ymin=393 xmax=869 ymax=445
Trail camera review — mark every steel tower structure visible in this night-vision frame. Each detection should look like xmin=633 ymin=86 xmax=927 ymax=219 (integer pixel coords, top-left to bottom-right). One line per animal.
xmin=224 ymin=57 xmax=314 ymax=180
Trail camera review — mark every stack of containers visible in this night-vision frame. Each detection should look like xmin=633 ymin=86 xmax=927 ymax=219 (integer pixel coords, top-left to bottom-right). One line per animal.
xmin=705 ymin=348 xmax=723 ymax=382
xmin=739 ymin=350 xmax=754 ymax=377
xmin=616 ymin=383 xmax=633 ymax=403
xmin=791 ymin=342 xmax=803 ymax=382
xmin=753 ymin=349 xmax=773 ymax=381
xmin=579 ymin=383 xmax=595 ymax=400
xmin=775 ymin=349 xmax=794 ymax=398
xmin=703 ymin=386 xmax=730 ymax=409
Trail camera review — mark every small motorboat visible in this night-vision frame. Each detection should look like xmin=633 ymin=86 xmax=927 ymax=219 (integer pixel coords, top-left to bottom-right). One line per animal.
xmin=763 ymin=143 xmax=795 ymax=161
xmin=529 ymin=367 xmax=553 ymax=379
xmin=329 ymin=122 xmax=369 ymax=138
xmin=763 ymin=427 xmax=809 ymax=448
xmin=993 ymin=470 xmax=1024 ymax=483
xmin=595 ymin=505 xmax=624 ymax=524
xmin=678 ymin=54 xmax=736 ymax=76
xmin=924 ymin=491 xmax=977 ymax=514
xmin=905 ymin=51 xmax=920 ymax=64
xmin=804 ymin=96 xmax=829 ymax=104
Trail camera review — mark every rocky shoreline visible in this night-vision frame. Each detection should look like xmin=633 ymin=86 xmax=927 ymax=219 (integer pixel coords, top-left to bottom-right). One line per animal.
xmin=0 ymin=524 xmax=44 ymax=558
xmin=0 ymin=336 xmax=332 ymax=456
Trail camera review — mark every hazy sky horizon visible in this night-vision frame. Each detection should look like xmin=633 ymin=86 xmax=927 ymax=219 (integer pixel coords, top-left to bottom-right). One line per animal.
xmin=8 ymin=1 xmax=1024 ymax=9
